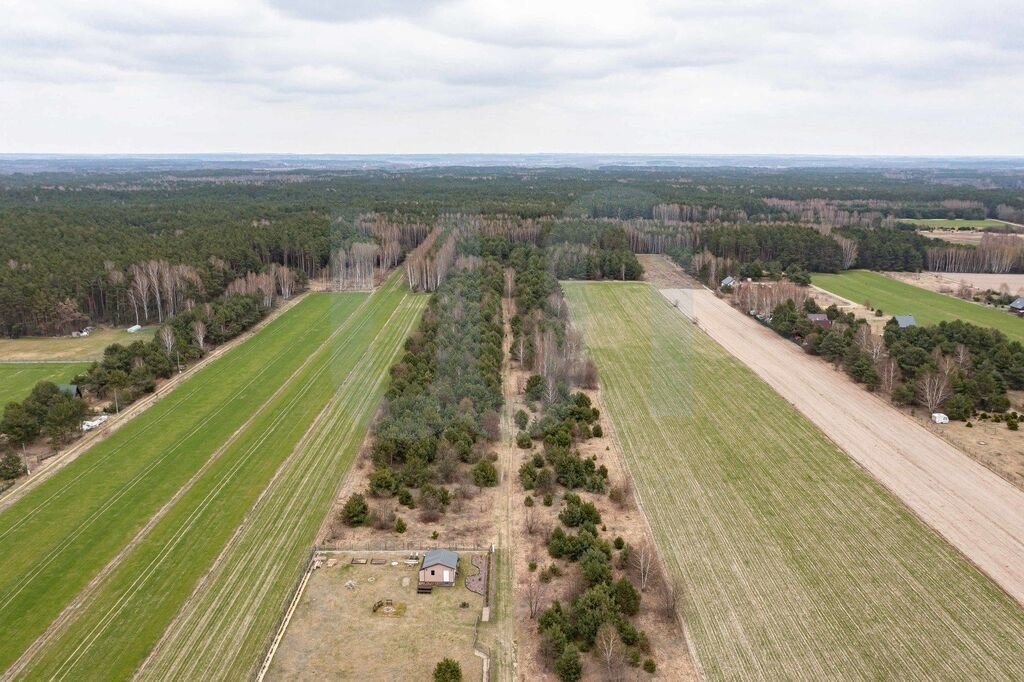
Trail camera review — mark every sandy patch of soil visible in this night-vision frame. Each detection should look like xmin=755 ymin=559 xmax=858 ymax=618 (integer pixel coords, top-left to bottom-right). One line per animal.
xmin=268 ymin=553 xmax=484 ymax=680
xmin=885 ymin=271 xmax=1024 ymax=298
xmin=659 ymin=278 xmax=1024 ymax=606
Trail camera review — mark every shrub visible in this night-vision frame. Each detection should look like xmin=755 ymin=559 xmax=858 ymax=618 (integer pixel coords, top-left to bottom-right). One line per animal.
xmin=591 ymin=424 xmax=603 ymax=438
xmin=0 ymin=452 xmax=27 ymax=480
xmin=559 ymin=494 xmax=602 ymax=528
xmin=395 ymin=517 xmax=407 ymax=533
xmin=516 ymin=431 xmax=533 ymax=449
xmin=341 ymin=493 xmax=369 ymax=526
xmin=532 ymin=453 xmax=545 ymax=468
xmin=519 ymin=462 xmax=537 ymax=489
xmin=627 ymin=650 xmax=641 ymax=667
xmin=431 ymin=530 xmax=439 ymax=540
xmin=368 ymin=466 xmax=398 ymax=496
xmin=398 ymin=488 xmax=415 ymax=507
xmin=515 ymin=409 xmax=529 ymax=430
xmin=472 ymin=459 xmax=499 ymax=487
xmin=613 ymin=536 xmax=625 ymax=550
xmin=554 ymin=645 xmax=582 ymax=682
xmin=526 ymin=375 xmax=545 ymax=402
xmin=528 ymin=560 xmax=538 ymax=571
xmin=613 ymin=577 xmax=641 ymax=616
xmin=543 ymin=493 xmax=554 ymax=506
xmin=524 ymin=495 xmax=535 ymax=507
xmin=433 ymin=657 xmax=463 ymax=682
xmin=643 ymin=658 xmax=656 ymax=674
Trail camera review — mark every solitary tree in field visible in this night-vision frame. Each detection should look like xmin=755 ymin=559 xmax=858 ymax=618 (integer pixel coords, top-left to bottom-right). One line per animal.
xmin=433 ymin=658 xmax=462 ymax=682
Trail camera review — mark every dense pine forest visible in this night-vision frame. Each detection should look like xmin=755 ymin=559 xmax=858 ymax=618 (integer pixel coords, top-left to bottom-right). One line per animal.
xmin=2 ymin=165 xmax=1024 ymax=338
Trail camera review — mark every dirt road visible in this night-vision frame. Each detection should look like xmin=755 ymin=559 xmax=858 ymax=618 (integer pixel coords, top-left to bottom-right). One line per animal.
xmin=659 ymin=284 xmax=1024 ymax=606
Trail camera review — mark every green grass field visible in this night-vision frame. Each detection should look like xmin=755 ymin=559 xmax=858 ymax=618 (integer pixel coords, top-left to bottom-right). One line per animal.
xmin=0 ymin=362 xmax=89 ymax=406
xmin=0 ymin=274 xmax=419 ymax=675
xmin=563 ymin=281 xmax=1024 ymax=680
xmin=813 ymin=270 xmax=1024 ymax=343
xmin=0 ymin=327 xmax=155 ymax=362
xmin=899 ymin=218 xmax=1008 ymax=229
xmin=10 ymin=274 xmax=423 ymax=679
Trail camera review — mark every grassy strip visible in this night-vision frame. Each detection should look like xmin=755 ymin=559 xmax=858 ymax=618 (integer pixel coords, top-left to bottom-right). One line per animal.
xmin=0 ymin=362 xmax=90 ymax=406
xmin=900 ymin=218 xmax=1007 ymax=229
xmin=17 ymin=277 xmax=412 ymax=679
xmin=0 ymin=293 xmax=364 ymax=671
xmin=814 ymin=270 xmax=1024 ymax=343
xmin=563 ymin=281 xmax=1024 ymax=680
xmin=143 ymin=291 xmax=427 ymax=680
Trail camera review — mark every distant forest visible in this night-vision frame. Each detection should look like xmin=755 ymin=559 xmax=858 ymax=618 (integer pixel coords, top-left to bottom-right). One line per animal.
xmin=2 ymin=166 xmax=1023 ymax=337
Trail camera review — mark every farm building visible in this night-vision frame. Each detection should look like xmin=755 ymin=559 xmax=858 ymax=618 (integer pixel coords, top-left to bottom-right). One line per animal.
xmin=894 ymin=315 xmax=917 ymax=328
xmin=807 ymin=313 xmax=831 ymax=329
xmin=57 ymin=384 xmax=82 ymax=398
xmin=1010 ymin=298 xmax=1024 ymax=316
xmin=720 ymin=276 xmax=736 ymax=288
xmin=419 ymin=549 xmax=458 ymax=586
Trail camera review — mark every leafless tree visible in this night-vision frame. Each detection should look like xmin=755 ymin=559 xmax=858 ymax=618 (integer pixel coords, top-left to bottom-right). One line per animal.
xmin=596 ymin=622 xmax=624 ymax=675
xmin=524 ymin=506 xmax=537 ymax=535
xmin=192 ymin=320 xmax=207 ymax=351
xmin=855 ymin=326 xmax=884 ymax=363
xmin=916 ymin=363 xmax=952 ymax=412
xmin=877 ymin=356 xmax=900 ymax=394
xmin=632 ymin=541 xmax=656 ymax=592
xmin=834 ymin=235 xmax=859 ymax=269
xmin=526 ymin=576 xmax=544 ymax=619
xmin=159 ymin=326 xmax=176 ymax=355
xmin=953 ymin=343 xmax=972 ymax=370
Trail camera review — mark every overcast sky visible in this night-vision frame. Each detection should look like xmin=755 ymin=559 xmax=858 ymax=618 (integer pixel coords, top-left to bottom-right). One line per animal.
xmin=1 ymin=0 xmax=1022 ymax=155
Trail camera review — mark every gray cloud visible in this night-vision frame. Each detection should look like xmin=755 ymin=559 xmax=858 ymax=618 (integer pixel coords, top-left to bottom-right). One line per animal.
xmin=0 ymin=0 xmax=1021 ymax=154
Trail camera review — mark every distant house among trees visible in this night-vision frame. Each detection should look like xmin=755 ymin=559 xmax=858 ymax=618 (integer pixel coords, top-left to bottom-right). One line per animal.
xmin=720 ymin=276 xmax=736 ymax=288
xmin=419 ymin=549 xmax=458 ymax=587
xmin=1010 ymin=298 xmax=1024 ymax=316
xmin=894 ymin=315 xmax=917 ymax=329
xmin=807 ymin=313 xmax=831 ymax=329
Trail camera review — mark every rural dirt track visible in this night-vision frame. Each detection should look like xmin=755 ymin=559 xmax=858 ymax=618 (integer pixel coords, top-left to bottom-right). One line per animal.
xmin=661 ymin=285 xmax=1024 ymax=606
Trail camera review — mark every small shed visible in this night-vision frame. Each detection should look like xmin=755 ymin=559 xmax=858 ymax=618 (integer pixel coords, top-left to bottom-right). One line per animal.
xmin=1010 ymin=298 xmax=1024 ymax=315
xmin=127 ymin=324 xmax=143 ymax=333
xmin=807 ymin=313 xmax=831 ymax=329
xmin=931 ymin=413 xmax=949 ymax=424
xmin=419 ymin=549 xmax=458 ymax=586
xmin=57 ymin=384 xmax=82 ymax=398
xmin=894 ymin=315 xmax=917 ymax=329
xmin=720 ymin=276 xmax=736 ymax=288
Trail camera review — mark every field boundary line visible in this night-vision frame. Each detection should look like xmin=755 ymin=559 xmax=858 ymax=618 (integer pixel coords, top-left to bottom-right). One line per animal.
xmin=254 ymin=549 xmax=317 ymax=682
xmin=0 ymin=291 xmax=309 ymax=511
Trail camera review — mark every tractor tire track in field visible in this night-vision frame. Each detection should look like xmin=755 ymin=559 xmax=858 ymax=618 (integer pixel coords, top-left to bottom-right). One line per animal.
xmin=563 ymin=280 xmax=1024 ymax=680
xmin=662 ymin=283 xmax=1024 ymax=606
xmin=14 ymin=277 xmax=412 ymax=679
xmin=0 ymin=292 xmax=308 ymax=513
xmin=0 ymin=294 xmax=366 ymax=672
xmin=2 ymin=290 xmax=381 ymax=679
xmin=140 ymin=292 xmax=424 ymax=680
